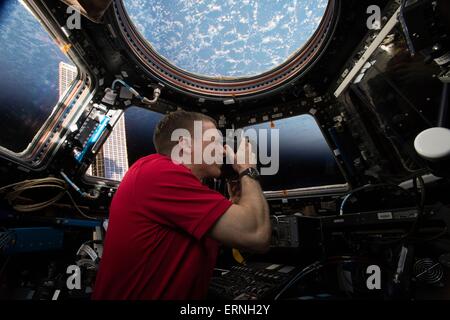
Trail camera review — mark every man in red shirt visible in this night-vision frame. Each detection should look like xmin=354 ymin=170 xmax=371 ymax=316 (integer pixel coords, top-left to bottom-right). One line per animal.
xmin=92 ymin=110 xmax=270 ymax=300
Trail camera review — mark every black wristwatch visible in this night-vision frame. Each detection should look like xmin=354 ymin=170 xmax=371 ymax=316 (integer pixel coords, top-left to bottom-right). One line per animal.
xmin=239 ymin=167 xmax=260 ymax=181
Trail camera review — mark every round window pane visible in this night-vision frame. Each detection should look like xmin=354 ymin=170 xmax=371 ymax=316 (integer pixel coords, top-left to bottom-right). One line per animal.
xmin=123 ymin=0 xmax=328 ymax=78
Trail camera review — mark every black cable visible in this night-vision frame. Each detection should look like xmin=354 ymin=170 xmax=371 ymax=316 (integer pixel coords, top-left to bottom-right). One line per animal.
xmin=405 ymin=175 xmax=426 ymax=240
xmin=413 ymin=226 xmax=449 ymax=243
xmin=399 ymin=0 xmax=416 ymax=56
xmin=274 ymin=261 xmax=323 ymax=300
xmin=274 ymin=256 xmax=375 ymax=300
xmin=339 ymin=264 xmax=377 ymax=295
xmin=438 ymin=82 xmax=449 ymax=127
xmin=359 ymin=176 xmax=438 ymax=246
xmin=339 ymin=182 xmax=414 ymax=215
xmin=361 ymin=226 xmax=448 ymax=246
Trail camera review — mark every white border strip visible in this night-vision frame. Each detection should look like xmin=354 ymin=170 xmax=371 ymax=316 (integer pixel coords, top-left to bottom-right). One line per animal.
xmin=334 ymin=6 xmax=401 ymax=97
xmin=264 ymin=183 xmax=349 ymax=199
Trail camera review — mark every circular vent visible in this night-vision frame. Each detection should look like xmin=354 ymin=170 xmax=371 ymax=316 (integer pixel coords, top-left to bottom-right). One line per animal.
xmin=413 ymin=258 xmax=444 ymax=285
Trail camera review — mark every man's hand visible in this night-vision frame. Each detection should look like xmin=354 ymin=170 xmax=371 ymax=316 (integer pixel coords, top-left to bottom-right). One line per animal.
xmin=224 ymin=137 xmax=257 ymax=175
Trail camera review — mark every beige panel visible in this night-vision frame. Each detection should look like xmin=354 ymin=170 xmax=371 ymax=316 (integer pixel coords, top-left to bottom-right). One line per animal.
xmin=60 ymin=0 xmax=112 ymax=22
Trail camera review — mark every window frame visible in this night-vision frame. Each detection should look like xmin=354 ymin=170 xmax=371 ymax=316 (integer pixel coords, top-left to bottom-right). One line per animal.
xmin=84 ymin=111 xmax=350 ymax=197
xmin=83 ymin=106 xmax=165 ymax=184
xmin=112 ymin=0 xmax=340 ymax=99
xmin=242 ymin=113 xmax=350 ymax=199
xmin=0 ymin=0 xmax=96 ymax=170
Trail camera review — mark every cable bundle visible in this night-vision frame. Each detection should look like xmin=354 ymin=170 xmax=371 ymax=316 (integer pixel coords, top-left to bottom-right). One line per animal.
xmin=0 ymin=177 xmax=97 ymax=219
xmin=0 ymin=177 xmax=67 ymax=212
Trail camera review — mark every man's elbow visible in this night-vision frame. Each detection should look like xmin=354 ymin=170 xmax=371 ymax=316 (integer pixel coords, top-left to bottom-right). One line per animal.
xmin=247 ymin=229 xmax=271 ymax=254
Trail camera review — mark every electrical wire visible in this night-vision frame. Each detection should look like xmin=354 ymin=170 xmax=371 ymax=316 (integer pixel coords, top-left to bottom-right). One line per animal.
xmin=64 ymin=191 xmax=97 ymax=220
xmin=404 ymin=175 xmax=426 ymax=241
xmin=351 ymin=175 xmax=443 ymax=246
xmin=349 ymin=87 xmax=428 ymax=176
xmin=414 ymin=226 xmax=448 ymax=243
xmin=274 ymin=261 xmax=323 ymax=300
xmin=339 ymin=183 xmax=413 ymax=215
xmin=399 ymin=0 xmax=416 ymax=56
xmin=370 ymin=226 xmax=448 ymax=246
xmin=60 ymin=171 xmax=99 ymax=200
xmin=0 ymin=177 xmax=98 ymax=220
xmin=274 ymin=256 xmax=376 ymax=300
xmin=0 ymin=177 xmax=67 ymax=212
xmin=0 ymin=178 xmax=62 ymax=193
xmin=275 ymin=180 xmax=431 ymax=299
xmin=111 ymin=79 xmax=161 ymax=105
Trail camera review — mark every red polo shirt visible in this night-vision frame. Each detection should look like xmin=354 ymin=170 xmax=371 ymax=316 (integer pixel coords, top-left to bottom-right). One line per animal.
xmin=92 ymin=154 xmax=232 ymax=300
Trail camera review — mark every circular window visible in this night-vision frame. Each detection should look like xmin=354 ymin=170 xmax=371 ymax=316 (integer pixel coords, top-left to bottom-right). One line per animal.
xmin=123 ymin=0 xmax=327 ymax=78
xmin=114 ymin=0 xmax=337 ymax=98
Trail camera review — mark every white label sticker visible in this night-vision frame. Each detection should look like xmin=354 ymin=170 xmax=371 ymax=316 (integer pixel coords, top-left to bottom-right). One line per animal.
xmin=378 ymin=212 xmax=393 ymax=220
xmin=266 ymin=264 xmax=281 ymax=270
xmin=435 ymin=52 xmax=450 ymax=66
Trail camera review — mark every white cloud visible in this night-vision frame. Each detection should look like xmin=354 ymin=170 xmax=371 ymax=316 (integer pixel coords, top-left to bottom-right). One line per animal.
xmin=218 ymin=15 xmax=233 ymax=23
xmin=226 ymin=58 xmax=239 ymax=64
xmin=239 ymin=16 xmax=249 ymax=24
xmin=259 ymin=14 xmax=284 ymax=32
xmin=261 ymin=36 xmax=282 ymax=44
xmin=252 ymin=2 xmax=258 ymax=22
xmin=208 ymin=25 xmax=219 ymax=37
xmin=215 ymin=49 xmax=230 ymax=56
xmin=172 ymin=21 xmax=183 ymax=29
xmin=207 ymin=4 xmax=222 ymax=12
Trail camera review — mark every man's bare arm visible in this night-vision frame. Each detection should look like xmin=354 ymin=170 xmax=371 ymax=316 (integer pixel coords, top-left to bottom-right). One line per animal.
xmin=208 ymin=141 xmax=271 ymax=253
